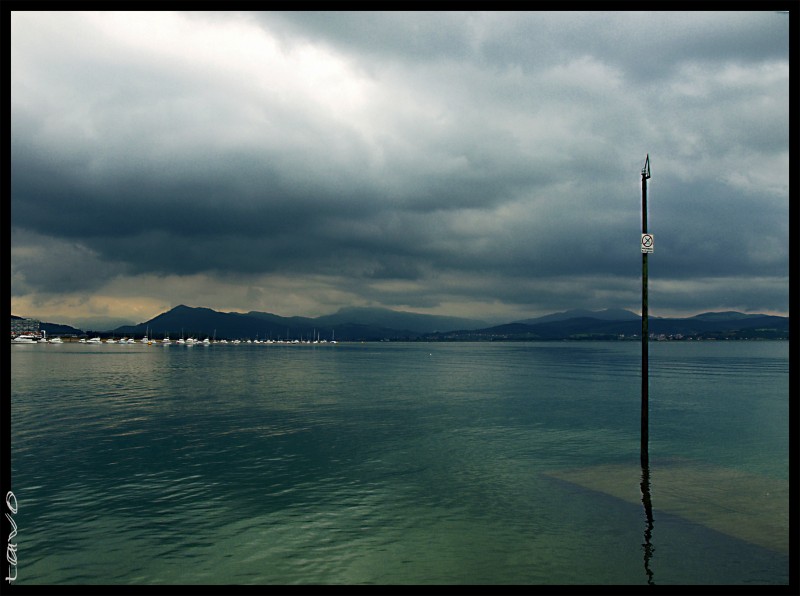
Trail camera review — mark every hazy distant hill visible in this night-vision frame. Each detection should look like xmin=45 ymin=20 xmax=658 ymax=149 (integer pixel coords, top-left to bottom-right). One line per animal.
xmin=689 ymin=311 xmax=766 ymax=321
xmin=515 ymin=308 xmax=641 ymax=325
xmin=40 ymin=321 xmax=85 ymax=336
xmin=431 ymin=312 xmax=789 ymax=341
xmin=314 ymin=306 xmax=488 ymax=334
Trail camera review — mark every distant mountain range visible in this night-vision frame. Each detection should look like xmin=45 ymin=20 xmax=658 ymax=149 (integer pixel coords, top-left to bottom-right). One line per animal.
xmin=432 ymin=310 xmax=789 ymax=341
xmin=20 ymin=306 xmax=788 ymax=341
xmin=109 ymin=304 xmax=489 ymax=342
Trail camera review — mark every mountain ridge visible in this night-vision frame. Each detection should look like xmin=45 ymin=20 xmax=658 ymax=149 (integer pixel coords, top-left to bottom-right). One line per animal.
xmin=432 ymin=313 xmax=789 ymax=341
xmin=109 ymin=304 xmax=486 ymax=341
xmin=14 ymin=305 xmax=789 ymax=341
xmin=514 ymin=308 xmax=641 ymax=325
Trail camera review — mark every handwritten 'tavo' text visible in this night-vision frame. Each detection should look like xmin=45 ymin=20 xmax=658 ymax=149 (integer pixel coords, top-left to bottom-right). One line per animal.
xmin=5 ymin=492 xmax=17 ymax=583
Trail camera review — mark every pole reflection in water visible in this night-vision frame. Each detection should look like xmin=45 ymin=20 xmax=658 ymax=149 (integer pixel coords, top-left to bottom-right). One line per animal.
xmin=640 ymin=462 xmax=655 ymax=585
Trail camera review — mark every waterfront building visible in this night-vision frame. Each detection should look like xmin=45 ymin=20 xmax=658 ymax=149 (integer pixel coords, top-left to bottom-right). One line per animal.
xmin=11 ymin=316 xmax=41 ymax=338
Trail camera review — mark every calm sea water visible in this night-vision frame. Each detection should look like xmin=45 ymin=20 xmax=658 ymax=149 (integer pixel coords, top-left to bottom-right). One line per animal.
xmin=9 ymin=340 xmax=790 ymax=585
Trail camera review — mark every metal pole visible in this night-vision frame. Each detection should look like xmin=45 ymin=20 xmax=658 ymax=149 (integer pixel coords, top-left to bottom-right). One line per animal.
xmin=639 ymin=156 xmax=655 ymax=582
xmin=641 ymin=155 xmax=650 ymax=469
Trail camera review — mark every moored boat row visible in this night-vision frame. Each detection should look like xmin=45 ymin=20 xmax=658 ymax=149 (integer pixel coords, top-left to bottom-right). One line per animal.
xmin=11 ymin=332 xmax=62 ymax=343
xmin=13 ymin=326 xmax=338 ymax=345
xmin=14 ymin=336 xmax=338 ymax=345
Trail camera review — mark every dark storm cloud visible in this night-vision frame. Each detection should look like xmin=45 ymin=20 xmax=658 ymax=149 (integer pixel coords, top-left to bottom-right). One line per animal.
xmin=10 ymin=10 xmax=790 ymax=323
xmin=10 ymin=229 xmax=130 ymax=294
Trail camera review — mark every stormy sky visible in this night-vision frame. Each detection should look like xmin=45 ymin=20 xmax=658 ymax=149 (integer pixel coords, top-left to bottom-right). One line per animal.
xmin=10 ymin=10 xmax=791 ymax=329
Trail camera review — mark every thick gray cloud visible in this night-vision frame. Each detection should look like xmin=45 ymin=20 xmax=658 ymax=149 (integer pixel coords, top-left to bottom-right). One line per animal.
xmin=10 ymin=10 xmax=790 ymax=327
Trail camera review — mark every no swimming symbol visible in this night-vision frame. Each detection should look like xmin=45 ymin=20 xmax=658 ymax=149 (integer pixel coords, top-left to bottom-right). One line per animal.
xmin=641 ymin=234 xmax=654 ymax=253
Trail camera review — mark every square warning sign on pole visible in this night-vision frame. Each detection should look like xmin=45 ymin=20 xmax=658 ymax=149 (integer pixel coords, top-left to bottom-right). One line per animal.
xmin=641 ymin=233 xmax=654 ymax=253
